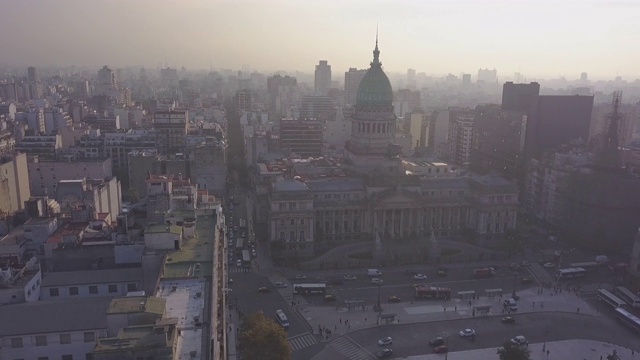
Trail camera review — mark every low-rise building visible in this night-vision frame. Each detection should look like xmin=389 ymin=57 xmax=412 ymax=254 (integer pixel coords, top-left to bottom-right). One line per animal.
xmin=40 ymin=267 xmax=143 ymax=300
xmin=144 ymin=225 xmax=183 ymax=250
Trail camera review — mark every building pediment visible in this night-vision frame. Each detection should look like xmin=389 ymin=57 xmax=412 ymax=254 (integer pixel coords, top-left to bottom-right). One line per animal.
xmin=372 ymin=188 xmax=423 ymax=208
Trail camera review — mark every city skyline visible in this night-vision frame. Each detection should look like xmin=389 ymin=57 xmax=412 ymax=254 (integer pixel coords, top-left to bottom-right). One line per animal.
xmin=1 ymin=0 xmax=640 ymax=80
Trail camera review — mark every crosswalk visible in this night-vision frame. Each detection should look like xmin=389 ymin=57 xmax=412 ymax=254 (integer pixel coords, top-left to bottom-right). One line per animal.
xmin=288 ymin=332 xmax=318 ymax=352
xmin=328 ymin=336 xmax=374 ymax=360
xmin=227 ymin=267 xmax=252 ymax=274
xmin=578 ymin=283 xmax=613 ymax=294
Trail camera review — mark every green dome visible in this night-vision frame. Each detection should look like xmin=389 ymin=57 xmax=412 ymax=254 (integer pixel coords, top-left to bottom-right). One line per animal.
xmin=356 ymin=42 xmax=393 ymax=107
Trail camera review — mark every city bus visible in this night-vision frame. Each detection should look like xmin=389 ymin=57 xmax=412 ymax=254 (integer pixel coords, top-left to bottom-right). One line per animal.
xmin=569 ymin=261 xmax=602 ymax=271
xmin=414 ymin=286 xmax=452 ymax=300
xmin=597 ymin=289 xmax=627 ymax=309
xmin=556 ymin=267 xmax=587 ymax=280
xmin=293 ymin=283 xmax=327 ymax=295
xmin=242 ymin=250 xmax=251 ymax=268
xmin=275 ymin=309 xmax=289 ymax=329
xmin=614 ymin=286 xmax=640 ymax=308
xmin=235 ymin=238 xmax=244 ymax=255
xmin=614 ymin=307 xmax=640 ymax=333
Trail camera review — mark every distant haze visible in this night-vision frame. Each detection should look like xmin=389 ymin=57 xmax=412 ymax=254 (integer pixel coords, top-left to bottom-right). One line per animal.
xmin=1 ymin=0 xmax=639 ymax=79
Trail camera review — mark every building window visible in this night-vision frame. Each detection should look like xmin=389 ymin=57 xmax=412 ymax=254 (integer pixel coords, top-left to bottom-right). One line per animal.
xmin=49 ymin=288 xmax=59 ymax=297
xmin=11 ymin=337 xmax=23 ymax=348
xmin=290 ymin=219 xmax=295 ymax=225
xmin=289 ymin=231 xmax=295 ymax=241
xmin=279 ymin=231 xmax=285 ymax=240
xmin=300 ymin=219 xmax=304 ymax=225
xmin=300 ymin=231 xmax=305 ymax=241
xmin=83 ymin=332 xmax=95 ymax=342
xmin=280 ymin=220 xmax=285 ymax=226
xmin=62 ymin=355 xmax=73 ymax=360
xmin=35 ymin=335 xmax=47 ymax=346
xmin=69 ymin=287 xmax=79 ymax=295
xmin=60 ymin=333 xmax=71 ymax=344
xmin=108 ymin=284 xmax=118 ymax=293
xmin=37 ymin=357 xmax=49 ymax=360
xmin=88 ymin=285 xmax=98 ymax=294
xmin=127 ymin=283 xmax=137 ymax=292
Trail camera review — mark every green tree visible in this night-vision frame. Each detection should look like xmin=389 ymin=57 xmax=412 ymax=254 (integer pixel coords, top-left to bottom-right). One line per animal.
xmin=239 ymin=311 xmax=292 ymax=360
xmin=497 ymin=341 xmax=531 ymax=360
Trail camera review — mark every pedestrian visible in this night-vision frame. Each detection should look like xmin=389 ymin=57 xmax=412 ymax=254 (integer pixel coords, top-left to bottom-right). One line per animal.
xmin=335 ymin=325 xmax=337 ymax=330
xmin=577 ymin=307 xmax=580 ymax=314
xmin=455 ymin=306 xmax=457 ymax=311
xmin=339 ymin=318 xmax=342 ymax=324
xmin=365 ymin=318 xmax=367 ymax=322
xmin=348 ymin=324 xmax=351 ymax=329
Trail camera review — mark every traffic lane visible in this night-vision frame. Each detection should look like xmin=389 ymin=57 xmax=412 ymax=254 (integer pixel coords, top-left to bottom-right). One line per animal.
xmin=347 ymin=312 xmax=639 ymax=358
xmin=231 ymin=271 xmax=309 ymax=337
xmin=327 ymin=277 xmax=536 ymax=303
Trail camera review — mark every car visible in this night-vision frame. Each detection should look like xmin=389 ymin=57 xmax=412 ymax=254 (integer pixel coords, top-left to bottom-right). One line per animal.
xmin=258 ymin=286 xmax=271 ymax=293
xmin=236 ymin=260 xmax=242 ymax=267
xmin=521 ymin=276 xmax=533 ymax=284
xmin=228 ymin=278 xmax=234 ymax=284
xmin=510 ymin=263 xmax=522 ymax=270
xmin=501 ymin=316 xmax=516 ymax=323
xmin=275 ymin=281 xmax=288 ymax=288
xmin=510 ymin=335 xmax=528 ymax=346
xmin=429 ymin=337 xmax=445 ymax=347
xmin=377 ymin=337 xmax=392 ymax=346
xmin=459 ymin=329 xmax=475 ymax=337
xmin=323 ymin=294 xmax=337 ymax=302
xmin=371 ymin=278 xmax=384 ymax=285
xmin=343 ymin=275 xmax=357 ymax=281
xmin=376 ymin=349 xmax=393 ymax=358
xmin=436 ymin=267 xmax=448 ymax=277
xmin=521 ymin=261 xmax=532 ymax=267
xmin=295 ymin=275 xmax=307 ymax=280
xmin=388 ymin=296 xmax=401 ymax=303
xmin=434 ymin=345 xmax=448 ymax=354
xmin=413 ymin=274 xmax=428 ymax=280
xmin=543 ymin=262 xmax=555 ymax=268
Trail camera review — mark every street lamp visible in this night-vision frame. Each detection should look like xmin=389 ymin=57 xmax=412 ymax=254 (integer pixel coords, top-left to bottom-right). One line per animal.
xmin=375 ymin=282 xmax=382 ymax=313
xmin=512 ymin=271 xmax=519 ymax=299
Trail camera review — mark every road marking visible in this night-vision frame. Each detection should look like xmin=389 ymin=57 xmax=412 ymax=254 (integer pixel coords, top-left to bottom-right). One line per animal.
xmin=288 ymin=332 xmax=318 ymax=352
xmin=354 ymin=276 xmax=522 ymax=290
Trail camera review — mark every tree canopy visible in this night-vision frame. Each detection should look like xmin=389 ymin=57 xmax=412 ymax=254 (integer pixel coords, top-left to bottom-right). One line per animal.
xmin=497 ymin=341 xmax=531 ymax=360
xmin=239 ymin=311 xmax=292 ymax=360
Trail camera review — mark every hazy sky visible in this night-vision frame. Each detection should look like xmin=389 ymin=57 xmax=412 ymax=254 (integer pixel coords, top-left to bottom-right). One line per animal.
xmin=1 ymin=0 xmax=639 ymax=79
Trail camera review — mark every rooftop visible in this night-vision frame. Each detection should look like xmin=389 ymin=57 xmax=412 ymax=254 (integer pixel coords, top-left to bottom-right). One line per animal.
xmin=0 ymin=297 xmax=111 ymax=336
xmin=41 ymin=267 xmax=143 ymax=287
xmin=273 ymin=178 xmax=308 ymax=192
xmin=305 ymin=178 xmax=364 ymax=192
xmin=162 ymin=214 xmax=214 ymax=278
xmin=107 ymin=296 xmax=166 ymax=315
xmin=146 ymin=224 xmax=182 ymax=235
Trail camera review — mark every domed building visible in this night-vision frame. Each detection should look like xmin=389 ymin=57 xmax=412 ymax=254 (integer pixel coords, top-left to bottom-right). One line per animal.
xmin=345 ymin=38 xmax=401 ymax=174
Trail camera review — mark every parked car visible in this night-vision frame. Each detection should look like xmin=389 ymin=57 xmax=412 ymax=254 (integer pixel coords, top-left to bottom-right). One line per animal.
xmin=459 ymin=329 xmax=475 ymax=337
xmin=510 ymin=335 xmax=528 ymax=346
xmin=501 ymin=316 xmax=516 ymax=324
xmin=376 ymin=349 xmax=393 ymax=358
xmin=388 ymin=296 xmax=401 ymax=303
xmin=343 ymin=275 xmax=357 ymax=281
xmin=275 ymin=281 xmax=288 ymax=288
xmin=434 ymin=345 xmax=448 ymax=354
xmin=377 ymin=337 xmax=393 ymax=346
xmin=429 ymin=337 xmax=445 ymax=347
xmin=323 ymin=295 xmax=337 ymax=302
xmin=413 ymin=274 xmax=428 ymax=280
xmin=371 ymin=278 xmax=384 ymax=285
xmin=295 ymin=274 xmax=307 ymax=280
xmin=436 ymin=267 xmax=448 ymax=277
xmin=258 ymin=286 xmax=271 ymax=293
xmin=236 ymin=260 xmax=242 ymax=267
xmin=543 ymin=262 xmax=555 ymax=268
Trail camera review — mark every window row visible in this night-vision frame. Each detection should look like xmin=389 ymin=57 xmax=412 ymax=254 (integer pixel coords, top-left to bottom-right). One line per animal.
xmin=356 ymin=122 xmax=392 ymax=134
xmin=11 ymin=331 xmax=96 ymax=348
xmin=279 ymin=218 xmax=306 ymax=226
xmin=279 ymin=230 xmax=306 ymax=241
xmin=48 ymin=283 xmax=137 ymax=297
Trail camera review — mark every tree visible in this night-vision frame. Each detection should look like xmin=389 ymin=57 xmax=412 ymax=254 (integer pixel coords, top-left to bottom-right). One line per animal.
xmin=239 ymin=311 xmax=292 ymax=360
xmin=497 ymin=341 xmax=531 ymax=360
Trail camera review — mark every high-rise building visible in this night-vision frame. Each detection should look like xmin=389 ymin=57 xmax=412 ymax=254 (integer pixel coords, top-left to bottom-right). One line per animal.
xmin=477 ymin=68 xmax=497 ymax=83
xmin=314 ymin=60 xmax=332 ymax=95
xmin=235 ymin=89 xmax=252 ymax=112
xmin=580 ymin=72 xmax=588 ymax=82
xmin=0 ymin=153 xmax=31 ymax=216
xmin=462 ymin=74 xmax=471 ymax=86
xmin=471 ymin=104 xmax=527 ymax=179
xmin=160 ymin=67 xmax=179 ymax=88
xmin=27 ymin=66 xmax=38 ymax=82
xmin=154 ymin=110 xmax=188 ymax=153
xmin=447 ymin=108 xmax=475 ymax=167
xmin=267 ymin=75 xmax=298 ymax=117
xmin=501 ymin=82 xmax=540 ymax=113
xmin=299 ymin=95 xmax=335 ymax=123
xmin=279 ymin=118 xmax=322 ymax=157
xmin=97 ymin=65 xmax=117 ymax=92
xmin=344 ymin=68 xmax=366 ymax=106
xmin=407 ymin=68 xmax=416 ymax=89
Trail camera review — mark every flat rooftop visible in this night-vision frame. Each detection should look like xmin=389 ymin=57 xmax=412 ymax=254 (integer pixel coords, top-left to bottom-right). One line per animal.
xmin=162 ymin=214 xmax=214 ymax=278
xmin=41 ymin=267 xmax=143 ymax=287
xmin=107 ymin=296 xmax=166 ymax=315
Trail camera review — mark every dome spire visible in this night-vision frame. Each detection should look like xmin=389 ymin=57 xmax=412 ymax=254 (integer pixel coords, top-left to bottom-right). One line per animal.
xmin=372 ymin=25 xmax=381 ymax=67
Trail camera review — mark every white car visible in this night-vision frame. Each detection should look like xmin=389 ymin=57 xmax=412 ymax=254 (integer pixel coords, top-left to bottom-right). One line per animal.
xmin=543 ymin=262 xmax=555 ymax=268
xmin=459 ymin=329 xmax=475 ymax=337
xmin=377 ymin=337 xmax=392 ymax=346
xmin=275 ymin=281 xmax=288 ymax=288
xmin=343 ymin=275 xmax=357 ymax=281
xmin=236 ymin=259 xmax=242 ymax=267
xmin=295 ymin=274 xmax=307 ymax=280
xmin=510 ymin=335 xmax=528 ymax=346
xmin=371 ymin=278 xmax=384 ymax=285
xmin=413 ymin=274 xmax=428 ymax=280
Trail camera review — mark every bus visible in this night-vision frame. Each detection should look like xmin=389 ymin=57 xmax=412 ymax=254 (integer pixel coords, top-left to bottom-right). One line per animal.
xmin=597 ymin=289 xmax=627 ymax=309
xmin=614 ymin=307 xmax=640 ymax=333
xmin=569 ymin=262 xmax=602 ymax=271
xmin=293 ymin=283 xmax=326 ymax=295
xmin=275 ymin=309 xmax=289 ymax=329
xmin=414 ymin=286 xmax=452 ymax=300
xmin=242 ymin=250 xmax=251 ymax=268
xmin=235 ymin=238 xmax=244 ymax=255
xmin=556 ymin=268 xmax=587 ymax=280
xmin=614 ymin=286 xmax=640 ymax=308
